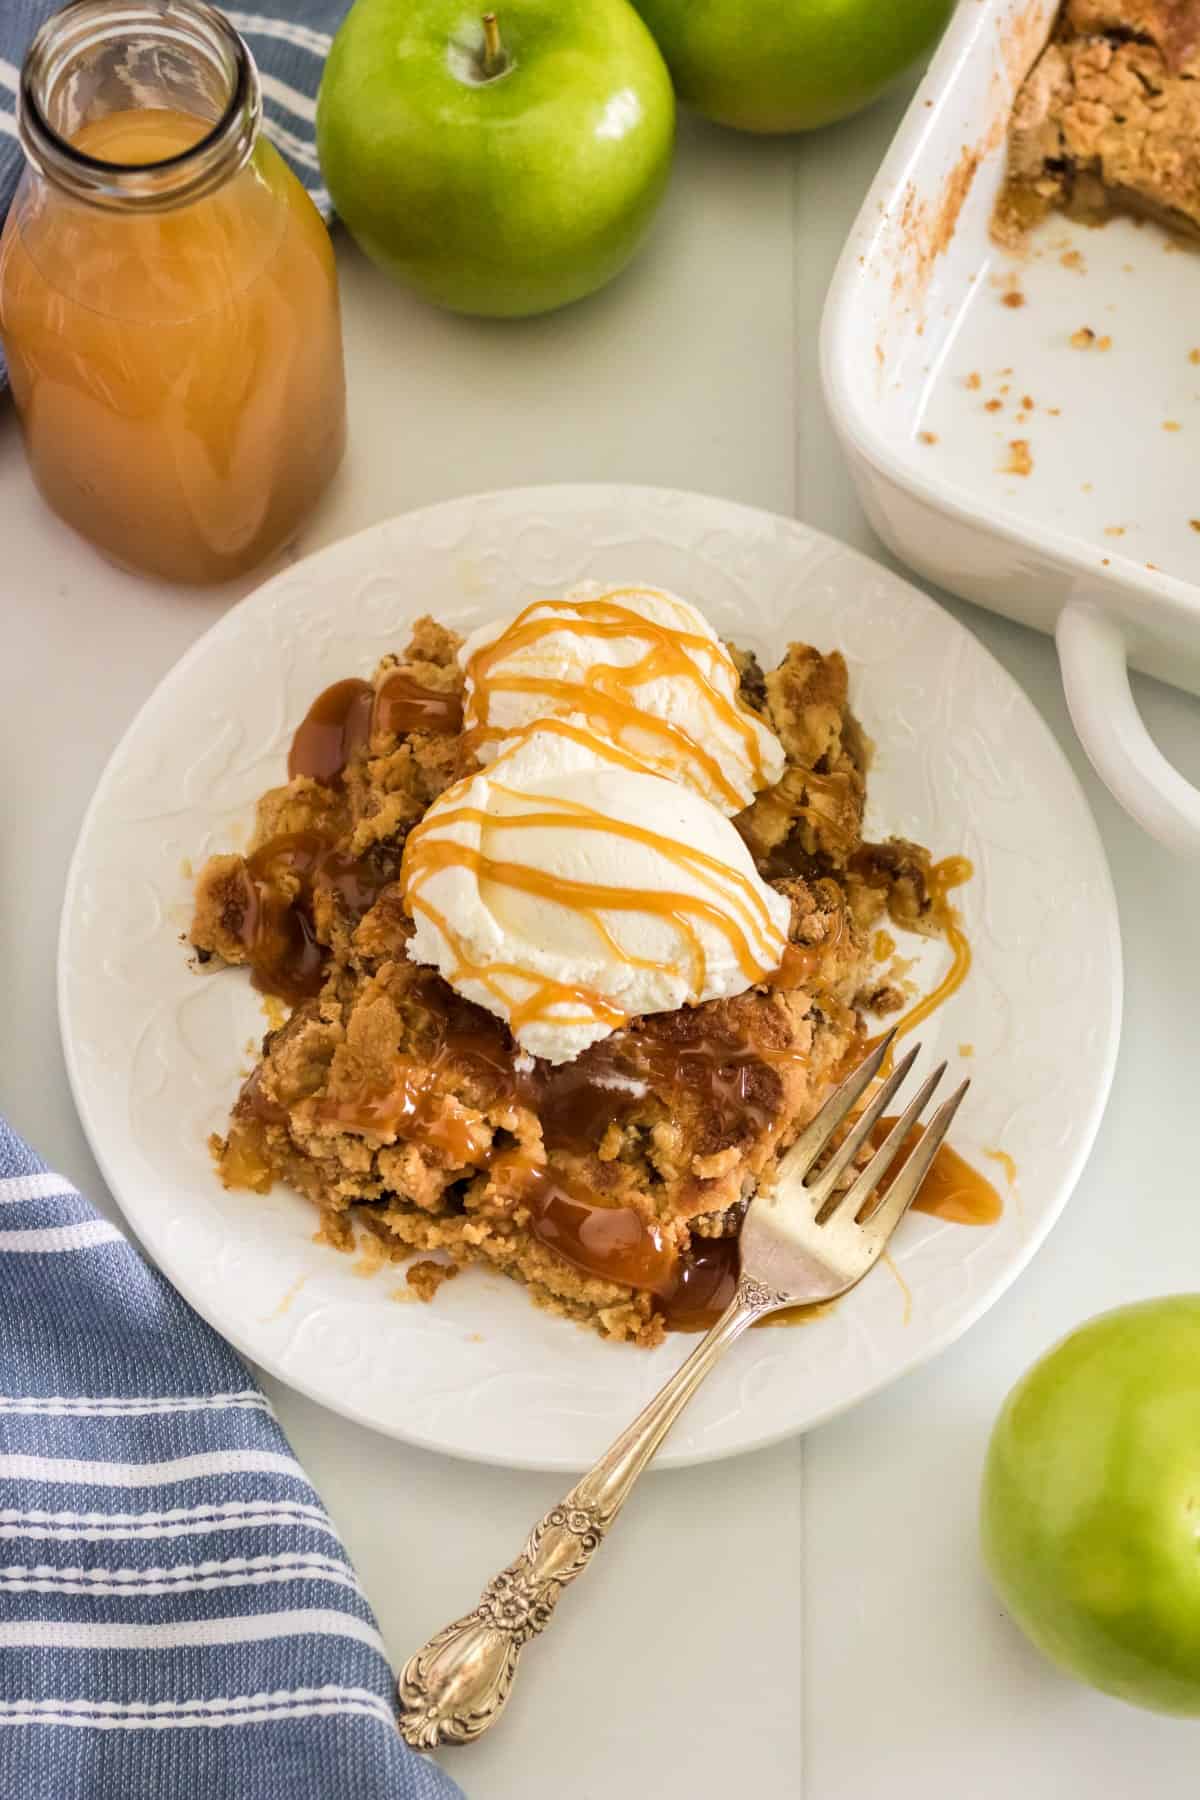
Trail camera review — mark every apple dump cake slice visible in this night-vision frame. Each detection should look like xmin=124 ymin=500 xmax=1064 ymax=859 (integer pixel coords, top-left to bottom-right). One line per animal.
xmin=995 ymin=1 xmax=1200 ymax=244
xmin=190 ymin=588 xmax=961 ymax=1347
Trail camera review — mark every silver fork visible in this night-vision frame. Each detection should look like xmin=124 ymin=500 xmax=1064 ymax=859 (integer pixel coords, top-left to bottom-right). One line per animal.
xmin=397 ymin=1029 xmax=967 ymax=1750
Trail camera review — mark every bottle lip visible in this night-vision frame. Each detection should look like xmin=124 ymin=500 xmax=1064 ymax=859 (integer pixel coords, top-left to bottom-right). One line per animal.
xmin=18 ymin=0 xmax=263 ymax=211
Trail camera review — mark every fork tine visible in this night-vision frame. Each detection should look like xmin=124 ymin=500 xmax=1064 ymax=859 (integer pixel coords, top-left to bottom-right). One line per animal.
xmin=859 ymin=1081 xmax=971 ymax=1240
xmin=774 ymin=1028 xmax=898 ymax=1186
xmin=822 ymin=1060 xmax=947 ymax=1225
xmin=808 ymin=1042 xmax=922 ymax=1212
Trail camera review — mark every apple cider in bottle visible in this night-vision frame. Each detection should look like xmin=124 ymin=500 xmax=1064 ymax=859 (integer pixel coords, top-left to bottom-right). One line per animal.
xmin=0 ymin=0 xmax=346 ymax=585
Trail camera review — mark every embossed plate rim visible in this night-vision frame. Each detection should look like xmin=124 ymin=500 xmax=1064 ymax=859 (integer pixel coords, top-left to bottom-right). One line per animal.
xmin=57 ymin=483 xmax=1123 ymax=1471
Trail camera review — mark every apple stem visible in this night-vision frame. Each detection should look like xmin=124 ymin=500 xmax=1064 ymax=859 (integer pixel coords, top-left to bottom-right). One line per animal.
xmin=481 ymin=12 xmax=507 ymax=77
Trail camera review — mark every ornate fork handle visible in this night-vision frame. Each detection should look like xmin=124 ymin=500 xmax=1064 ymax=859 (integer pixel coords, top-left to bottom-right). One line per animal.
xmin=397 ymin=1275 xmax=785 ymax=1749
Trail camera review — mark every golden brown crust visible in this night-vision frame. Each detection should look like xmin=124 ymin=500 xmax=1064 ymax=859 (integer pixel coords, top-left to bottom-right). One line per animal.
xmin=995 ymin=2 xmax=1200 ymax=244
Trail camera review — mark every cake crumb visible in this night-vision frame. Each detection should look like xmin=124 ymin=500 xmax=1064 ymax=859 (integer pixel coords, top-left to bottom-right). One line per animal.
xmin=1097 ymin=335 xmax=1112 ymax=351
xmin=918 ymin=430 xmax=938 ymax=445
xmin=406 ymin=1259 xmax=460 ymax=1303
xmin=966 ymin=371 xmax=982 ymax=390
xmin=985 ymin=398 xmax=1004 ymax=413
xmin=1002 ymin=290 xmax=1025 ymax=308
xmin=1164 ymin=420 xmax=1182 ymax=432
xmin=1104 ymin=525 xmax=1126 ymax=537
xmin=1070 ymin=327 xmax=1096 ymax=349
xmin=1189 ymin=519 xmax=1200 ymax=533
xmin=1022 ymin=395 xmax=1035 ymax=410
xmin=1191 ymin=349 xmax=1200 ymax=366
xmin=1082 ymin=482 xmax=1093 ymax=493
xmin=1048 ymin=407 xmax=1061 ymax=416
xmin=1060 ymin=249 xmax=1084 ymax=271
xmin=1102 ymin=557 xmax=1111 ymax=566
xmin=958 ymin=1043 xmax=975 ymax=1058
xmin=1003 ymin=439 xmax=1033 ymax=477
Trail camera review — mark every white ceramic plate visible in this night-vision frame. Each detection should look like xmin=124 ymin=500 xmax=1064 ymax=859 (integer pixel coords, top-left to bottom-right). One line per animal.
xmin=59 ymin=485 xmax=1121 ymax=1472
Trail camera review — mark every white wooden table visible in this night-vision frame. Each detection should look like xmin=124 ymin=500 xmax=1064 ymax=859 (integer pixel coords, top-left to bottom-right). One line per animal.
xmin=4 ymin=83 xmax=1200 ymax=1799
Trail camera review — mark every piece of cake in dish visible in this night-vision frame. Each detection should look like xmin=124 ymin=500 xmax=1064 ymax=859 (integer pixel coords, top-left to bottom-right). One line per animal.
xmin=994 ymin=0 xmax=1200 ymax=245
xmin=190 ymin=588 xmax=955 ymax=1347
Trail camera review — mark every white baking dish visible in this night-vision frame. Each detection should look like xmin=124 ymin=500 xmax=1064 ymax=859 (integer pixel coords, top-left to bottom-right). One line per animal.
xmin=822 ymin=0 xmax=1200 ymax=855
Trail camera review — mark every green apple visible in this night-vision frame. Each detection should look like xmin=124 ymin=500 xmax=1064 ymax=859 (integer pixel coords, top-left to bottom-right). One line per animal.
xmin=630 ymin=0 xmax=954 ymax=134
xmin=982 ymin=1297 xmax=1200 ymax=1715
xmin=316 ymin=0 xmax=675 ymax=317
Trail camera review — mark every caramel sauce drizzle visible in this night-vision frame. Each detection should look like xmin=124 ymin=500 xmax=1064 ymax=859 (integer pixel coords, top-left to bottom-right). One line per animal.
xmin=234 ymin=831 xmax=398 ymax=1004
xmin=463 ymin=593 xmax=774 ymax=810
xmin=864 ymin=856 xmax=974 ymax=1064
xmin=288 ymin=670 xmax=463 ymax=787
xmin=400 ymin=736 xmax=786 ymax=1040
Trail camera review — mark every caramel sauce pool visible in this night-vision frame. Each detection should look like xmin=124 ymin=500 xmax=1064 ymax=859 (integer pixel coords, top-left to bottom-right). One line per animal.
xmin=874 ymin=1117 xmax=1003 ymax=1227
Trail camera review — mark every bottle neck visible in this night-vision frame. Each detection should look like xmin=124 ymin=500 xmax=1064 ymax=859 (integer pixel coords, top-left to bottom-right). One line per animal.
xmin=18 ymin=0 xmax=261 ymax=212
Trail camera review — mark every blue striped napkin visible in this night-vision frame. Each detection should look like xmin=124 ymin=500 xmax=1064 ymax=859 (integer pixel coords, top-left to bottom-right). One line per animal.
xmin=0 ymin=1116 xmax=463 ymax=1800
xmin=0 ymin=0 xmax=350 ymax=385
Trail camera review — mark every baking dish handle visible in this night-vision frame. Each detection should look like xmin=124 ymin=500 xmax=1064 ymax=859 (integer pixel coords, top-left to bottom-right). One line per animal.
xmin=1056 ymin=599 xmax=1200 ymax=858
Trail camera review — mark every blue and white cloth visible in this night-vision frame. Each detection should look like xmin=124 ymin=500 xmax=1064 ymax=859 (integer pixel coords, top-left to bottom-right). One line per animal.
xmin=0 ymin=1116 xmax=463 ymax=1800
xmin=0 ymin=0 xmax=350 ymax=383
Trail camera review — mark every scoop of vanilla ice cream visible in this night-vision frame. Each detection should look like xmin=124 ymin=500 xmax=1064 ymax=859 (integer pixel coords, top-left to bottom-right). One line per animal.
xmin=459 ymin=583 xmax=784 ymax=816
xmin=401 ymin=726 xmax=792 ymax=1065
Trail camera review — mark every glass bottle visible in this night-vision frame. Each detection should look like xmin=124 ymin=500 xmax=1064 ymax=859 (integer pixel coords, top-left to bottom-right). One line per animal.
xmin=0 ymin=0 xmax=346 ymax=585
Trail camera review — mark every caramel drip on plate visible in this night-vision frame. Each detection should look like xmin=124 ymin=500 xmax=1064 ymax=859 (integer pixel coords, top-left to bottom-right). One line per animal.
xmin=865 ymin=856 xmax=974 ymax=1062
xmin=463 ymin=593 xmax=772 ymax=809
xmin=400 ymin=775 xmax=785 ymax=1038
xmin=872 ymin=1116 xmax=1003 ymax=1226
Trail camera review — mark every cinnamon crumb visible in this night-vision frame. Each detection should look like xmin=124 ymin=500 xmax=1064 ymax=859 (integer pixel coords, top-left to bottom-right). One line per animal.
xmin=966 ymin=371 xmax=982 ymax=390
xmin=918 ymin=430 xmax=938 ymax=445
xmin=1022 ymin=395 xmax=1035 ymax=409
xmin=1191 ymin=349 xmax=1200 ymax=366
xmin=1060 ymin=249 xmax=1084 ymax=271
xmin=985 ymin=398 xmax=1004 ymax=412
xmin=1048 ymin=406 xmax=1061 ymax=416
xmin=1189 ymin=519 xmax=1200 ymax=533
xmin=1070 ymin=327 xmax=1096 ymax=349
xmin=405 ymin=1259 xmax=460 ymax=1303
xmin=1002 ymin=291 xmax=1025 ymax=308
xmin=1003 ymin=439 xmax=1033 ymax=476
xmin=1097 ymin=335 xmax=1112 ymax=351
